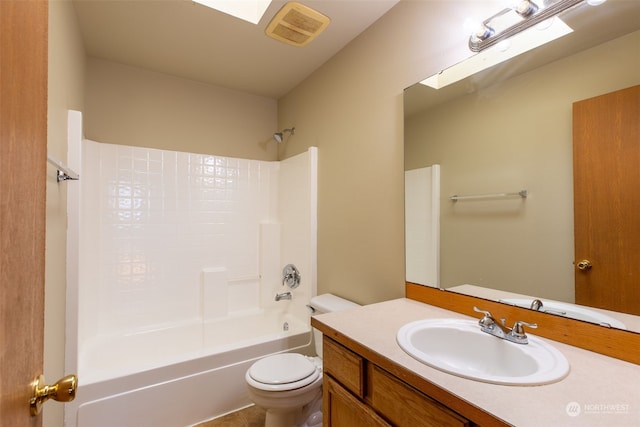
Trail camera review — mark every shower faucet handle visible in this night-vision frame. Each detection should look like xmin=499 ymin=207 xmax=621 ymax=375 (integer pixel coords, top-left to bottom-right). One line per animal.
xmin=282 ymin=264 xmax=301 ymax=289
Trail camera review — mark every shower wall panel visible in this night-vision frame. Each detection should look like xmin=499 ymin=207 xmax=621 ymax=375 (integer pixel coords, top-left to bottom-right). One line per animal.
xmin=79 ymin=141 xmax=279 ymax=343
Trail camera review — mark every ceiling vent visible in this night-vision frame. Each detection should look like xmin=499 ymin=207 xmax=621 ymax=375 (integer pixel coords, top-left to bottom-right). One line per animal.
xmin=265 ymin=2 xmax=330 ymax=47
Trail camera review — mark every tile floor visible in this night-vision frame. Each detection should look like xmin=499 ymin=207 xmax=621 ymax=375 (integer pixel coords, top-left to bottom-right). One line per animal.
xmin=195 ymin=405 xmax=266 ymax=427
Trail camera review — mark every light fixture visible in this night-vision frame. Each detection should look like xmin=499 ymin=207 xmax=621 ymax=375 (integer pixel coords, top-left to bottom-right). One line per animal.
xmin=192 ymin=0 xmax=272 ymax=25
xmin=469 ymin=0 xmax=587 ymax=52
xmin=273 ymin=127 xmax=295 ymax=143
xmin=420 ymin=0 xmax=608 ymax=90
xmin=421 ymin=15 xmax=573 ymax=89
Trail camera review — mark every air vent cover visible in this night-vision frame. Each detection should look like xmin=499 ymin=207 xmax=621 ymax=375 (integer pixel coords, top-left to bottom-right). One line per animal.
xmin=265 ymin=2 xmax=330 ymax=47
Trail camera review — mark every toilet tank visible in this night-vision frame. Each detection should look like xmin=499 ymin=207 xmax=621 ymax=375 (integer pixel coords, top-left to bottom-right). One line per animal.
xmin=310 ymin=294 xmax=360 ymax=357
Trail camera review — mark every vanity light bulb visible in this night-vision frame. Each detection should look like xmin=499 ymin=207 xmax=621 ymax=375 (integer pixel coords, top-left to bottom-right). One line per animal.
xmin=586 ymin=0 xmax=607 ymax=5
xmin=476 ymin=25 xmax=495 ymax=41
xmin=464 ymin=18 xmax=494 ymax=42
xmin=463 ymin=18 xmax=482 ymax=35
xmin=505 ymin=0 xmax=520 ymax=8
xmin=464 ymin=17 xmax=494 ymax=40
xmin=513 ymin=0 xmax=539 ymax=17
xmin=505 ymin=0 xmax=535 ymax=12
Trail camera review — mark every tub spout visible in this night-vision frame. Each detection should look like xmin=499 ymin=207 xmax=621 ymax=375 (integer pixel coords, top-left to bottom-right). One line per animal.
xmin=275 ymin=292 xmax=292 ymax=301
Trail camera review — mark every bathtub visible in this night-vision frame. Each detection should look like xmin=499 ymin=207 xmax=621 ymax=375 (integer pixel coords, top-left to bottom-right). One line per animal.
xmin=66 ymin=308 xmax=311 ymax=427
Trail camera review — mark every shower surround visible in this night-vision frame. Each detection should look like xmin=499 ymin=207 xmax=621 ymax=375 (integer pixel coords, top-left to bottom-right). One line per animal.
xmin=65 ymin=127 xmax=317 ymax=425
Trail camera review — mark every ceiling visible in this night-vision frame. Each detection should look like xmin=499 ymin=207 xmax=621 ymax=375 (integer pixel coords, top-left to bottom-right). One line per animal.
xmin=72 ymin=0 xmax=401 ymax=99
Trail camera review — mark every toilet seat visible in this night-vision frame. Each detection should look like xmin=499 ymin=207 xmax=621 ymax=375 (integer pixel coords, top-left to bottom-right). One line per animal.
xmin=247 ymin=353 xmax=320 ymax=391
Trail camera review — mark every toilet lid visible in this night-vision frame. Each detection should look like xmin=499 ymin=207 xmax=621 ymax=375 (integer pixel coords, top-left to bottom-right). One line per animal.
xmin=249 ymin=353 xmax=317 ymax=385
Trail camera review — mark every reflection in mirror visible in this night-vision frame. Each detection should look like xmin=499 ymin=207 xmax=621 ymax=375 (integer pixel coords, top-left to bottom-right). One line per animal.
xmin=404 ymin=0 xmax=640 ymax=332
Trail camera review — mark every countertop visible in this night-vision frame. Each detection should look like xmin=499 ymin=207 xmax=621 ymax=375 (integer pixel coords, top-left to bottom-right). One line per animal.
xmin=313 ymin=298 xmax=640 ymax=427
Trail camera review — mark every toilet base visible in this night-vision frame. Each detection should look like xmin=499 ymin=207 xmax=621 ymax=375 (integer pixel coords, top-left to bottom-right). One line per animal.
xmin=262 ymin=391 xmax=322 ymax=427
xmin=299 ymin=394 xmax=322 ymax=427
xmin=264 ymin=407 xmax=301 ymax=427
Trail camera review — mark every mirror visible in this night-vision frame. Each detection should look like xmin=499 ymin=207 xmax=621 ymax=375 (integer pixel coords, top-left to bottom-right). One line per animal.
xmin=404 ymin=1 xmax=640 ymax=332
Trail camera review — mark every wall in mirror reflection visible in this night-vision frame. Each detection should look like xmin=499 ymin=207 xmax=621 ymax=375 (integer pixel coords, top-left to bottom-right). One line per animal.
xmin=405 ymin=30 xmax=639 ymax=305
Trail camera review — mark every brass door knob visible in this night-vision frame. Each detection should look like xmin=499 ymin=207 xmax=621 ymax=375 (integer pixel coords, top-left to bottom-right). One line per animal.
xmin=576 ymin=259 xmax=592 ymax=271
xmin=30 ymin=374 xmax=77 ymax=416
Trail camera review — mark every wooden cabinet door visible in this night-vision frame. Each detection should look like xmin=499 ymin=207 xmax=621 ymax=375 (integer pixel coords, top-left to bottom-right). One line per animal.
xmin=323 ymin=376 xmax=390 ymax=427
xmin=370 ymin=366 xmax=470 ymax=427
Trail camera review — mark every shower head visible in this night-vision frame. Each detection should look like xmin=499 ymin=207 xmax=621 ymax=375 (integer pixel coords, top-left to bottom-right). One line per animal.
xmin=273 ymin=127 xmax=295 ymax=143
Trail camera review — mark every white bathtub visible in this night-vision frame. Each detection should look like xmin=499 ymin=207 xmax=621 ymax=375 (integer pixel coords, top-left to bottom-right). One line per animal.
xmin=66 ymin=309 xmax=311 ymax=427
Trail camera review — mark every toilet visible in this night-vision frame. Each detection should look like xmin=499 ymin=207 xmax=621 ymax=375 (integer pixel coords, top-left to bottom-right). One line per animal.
xmin=245 ymin=294 xmax=359 ymax=427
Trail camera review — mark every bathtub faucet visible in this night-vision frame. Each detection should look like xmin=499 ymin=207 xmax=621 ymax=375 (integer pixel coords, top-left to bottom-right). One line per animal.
xmin=275 ymin=292 xmax=292 ymax=301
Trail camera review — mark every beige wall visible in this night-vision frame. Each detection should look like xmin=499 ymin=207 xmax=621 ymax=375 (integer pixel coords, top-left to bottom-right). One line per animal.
xmin=84 ymin=58 xmax=278 ymax=160
xmin=275 ymin=1 xmax=480 ymax=305
xmin=46 ymin=1 xmax=86 ymax=426
xmin=405 ymin=31 xmax=640 ymax=302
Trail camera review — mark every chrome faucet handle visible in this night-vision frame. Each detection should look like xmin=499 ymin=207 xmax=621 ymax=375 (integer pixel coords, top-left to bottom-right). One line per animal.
xmin=512 ymin=320 xmax=537 ymax=333
xmin=507 ymin=320 xmax=538 ymax=344
xmin=473 ymin=307 xmax=496 ymax=328
xmin=473 ymin=306 xmax=493 ymax=317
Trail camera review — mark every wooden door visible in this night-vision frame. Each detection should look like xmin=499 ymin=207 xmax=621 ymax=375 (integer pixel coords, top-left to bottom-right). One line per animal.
xmin=0 ymin=0 xmax=48 ymax=425
xmin=573 ymin=85 xmax=640 ymax=315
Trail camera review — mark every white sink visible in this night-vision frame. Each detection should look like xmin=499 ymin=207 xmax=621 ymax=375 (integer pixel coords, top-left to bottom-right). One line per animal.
xmin=397 ymin=318 xmax=570 ymax=386
xmin=500 ymin=298 xmax=626 ymax=329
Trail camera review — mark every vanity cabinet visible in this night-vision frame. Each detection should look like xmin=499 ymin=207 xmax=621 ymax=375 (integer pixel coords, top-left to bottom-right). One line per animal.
xmin=322 ymin=336 xmax=473 ymax=427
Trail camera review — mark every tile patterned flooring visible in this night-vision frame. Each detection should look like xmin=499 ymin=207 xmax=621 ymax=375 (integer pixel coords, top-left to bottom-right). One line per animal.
xmin=195 ymin=405 xmax=266 ymax=427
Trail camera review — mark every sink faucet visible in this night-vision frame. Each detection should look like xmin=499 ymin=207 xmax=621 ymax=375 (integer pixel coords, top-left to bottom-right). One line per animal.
xmin=275 ymin=291 xmax=292 ymax=301
xmin=530 ymin=299 xmax=544 ymax=311
xmin=529 ymin=298 xmax=567 ymax=316
xmin=473 ymin=307 xmax=537 ymax=344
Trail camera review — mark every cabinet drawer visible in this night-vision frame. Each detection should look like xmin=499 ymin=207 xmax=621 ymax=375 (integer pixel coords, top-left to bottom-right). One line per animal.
xmin=370 ymin=366 xmax=470 ymax=427
xmin=323 ymin=337 xmax=364 ymax=397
